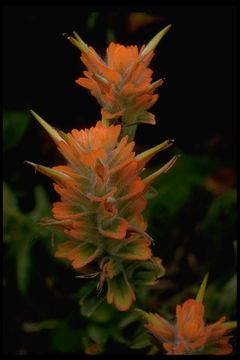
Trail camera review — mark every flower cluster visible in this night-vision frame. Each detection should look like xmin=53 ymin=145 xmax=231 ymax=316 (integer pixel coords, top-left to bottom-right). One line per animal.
xmin=28 ymin=110 xmax=177 ymax=311
xmin=28 ymin=24 xmax=236 ymax=354
xmin=68 ymin=25 xmax=171 ymax=127
xmin=137 ymin=274 xmax=237 ymax=355
xmin=28 ymin=25 xmax=179 ymax=311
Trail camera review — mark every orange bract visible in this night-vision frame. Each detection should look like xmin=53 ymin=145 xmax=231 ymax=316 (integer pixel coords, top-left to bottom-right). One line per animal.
xmin=69 ymin=26 xmax=171 ymax=126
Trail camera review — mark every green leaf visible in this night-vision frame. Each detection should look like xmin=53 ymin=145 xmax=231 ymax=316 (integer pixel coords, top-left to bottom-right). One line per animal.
xmin=3 ymin=183 xmax=52 ymax=292
xmin=89 ymin=302 xmax=116 ymax=324
xmin=16 ymin=237 xmax=33 ymax=295
xmin=130 ymin=329 xmax=152 ymax=349
xmin=29 ymin=186 xmax=51 ymax=221
xmin=204 ymin=274 xmax=237 ymax=321
xmin=80 ymin=295 xmax=104 ymax=317
xmin=3 ymin=110 xmax=30 ymax=151
xmin=119 ymin=312 xmax=138 ymax=329
xmin=144 ymin=185 xmax=159 ymax=200
xmin=201 ymin=189 xmax=236 ymax=241
xmin=79 ymin=280 xmax=98 ymax=304
xmin=3 ymin=182 xmax=20 ymax=217
xmin=87 ymin=323 xmax=109 ymax=344
xmin=133 ymin=258 xmax=165 ymax=285
xmin=111 ymin=329 xmax=128 ymax=344
xmin=51 ymin=324 xmax=83 ymax=353
xmin=145 ymin=154 xmax=220 ymax=221
xmin=143 ymin=154 xmax=221 ymax=258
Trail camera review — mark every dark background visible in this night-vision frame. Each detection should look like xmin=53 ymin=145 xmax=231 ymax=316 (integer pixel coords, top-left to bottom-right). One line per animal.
xmin=3 ymin=5 xmax=237 ymax=355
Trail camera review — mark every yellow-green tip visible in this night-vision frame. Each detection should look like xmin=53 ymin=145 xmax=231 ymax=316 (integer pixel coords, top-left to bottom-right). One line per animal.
xmin=221 ymin=321 xmax=237 ymax=331
xmin=68 ymin=31 xmax=89 ymax=53
xmin=135 ymin=308 xmax=150 ymax=322
xmin=94 ymin=73 xmax=109 ymax=84
xmin=136 ymin=139 xmax=174 ymax=167
xmin=101 ymin=116 xmax=110 ymax=127
xmin=25 ymin=161 xmax=71 ymax=182
xmin=140 ymin=24 xmax=172 ymax=58
xmin=30 ymin=110 xmax=66 ymax=143
xmin=143 ymin=154 xmax=180 ymax=185
xmin=196 ymin=273 xmax=209 ymax=303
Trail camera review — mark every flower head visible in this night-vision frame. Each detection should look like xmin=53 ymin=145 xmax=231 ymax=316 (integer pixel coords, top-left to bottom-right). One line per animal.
xmin=68 ymin=25 xmax=171 ymax=127
xmin=27 ymin=111 xmax=177 ymax=311
xmin=137 ymin=274 xmax=237 ymax=355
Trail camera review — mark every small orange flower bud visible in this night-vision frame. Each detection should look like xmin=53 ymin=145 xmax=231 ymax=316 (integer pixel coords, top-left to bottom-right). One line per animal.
xmin=137 ymin=275 xmax=236 ymax=354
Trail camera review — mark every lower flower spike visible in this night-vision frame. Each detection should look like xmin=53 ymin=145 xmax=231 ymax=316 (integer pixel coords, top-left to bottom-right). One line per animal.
xmin=27 ymin=111 xmax=176 ymax=311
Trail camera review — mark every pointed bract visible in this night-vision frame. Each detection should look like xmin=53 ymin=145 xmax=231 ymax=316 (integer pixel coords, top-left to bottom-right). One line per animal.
xmin=136 ymin=139 xmax=174 ymax=168
xmin=68 ymin=31 xmax=89 ymax=53
xmin=140 ymin=24 xmax=172 ymax=59
xmin=26 ymin=161 xmax=72 ymax=182
xmin=143 ymin=154 xmax=180 ymax=185
xmin=196 ymin=273 xmax=209 ymax=303
xmin=30 ymin=110 xmax=66 ymax=143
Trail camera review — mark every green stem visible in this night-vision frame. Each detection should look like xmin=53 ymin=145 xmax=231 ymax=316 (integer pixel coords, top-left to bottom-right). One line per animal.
xmin=102 ymin=117 xmax=110 ymax=127
xmin=121 ymin=124 xmax=137 ymax=141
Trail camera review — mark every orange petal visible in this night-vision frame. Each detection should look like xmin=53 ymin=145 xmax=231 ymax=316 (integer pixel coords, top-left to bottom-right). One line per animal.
xmin=76 ymin=77 xmax=96 ymax=90
xmin=71 ymin=242 xmax=100 ymax=269
xmin=99 ymin=218 xmax=128 ymax=240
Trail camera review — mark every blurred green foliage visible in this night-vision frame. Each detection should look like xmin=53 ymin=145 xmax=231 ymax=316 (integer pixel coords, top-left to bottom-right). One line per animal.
xmin=3 ymin=111 xmax=30 ymax=152
xmin=87 ymin=12 xmax=100 ymax=31
xmin=3 ymin=182 xmax=51 ymax=294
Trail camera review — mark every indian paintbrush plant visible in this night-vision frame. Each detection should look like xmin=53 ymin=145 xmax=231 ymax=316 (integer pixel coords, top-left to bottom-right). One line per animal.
xmin=27 ymin=24 xmax=237 ymax=354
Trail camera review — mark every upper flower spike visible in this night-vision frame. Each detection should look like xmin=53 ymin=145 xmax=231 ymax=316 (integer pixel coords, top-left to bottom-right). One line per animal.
xmin=28 ymin=114 xmax=172 ymax=311
xmin=137 ymin=274 xmax=237 ymax=355
xmin=68 ymin=25 xmax=171 ymax=128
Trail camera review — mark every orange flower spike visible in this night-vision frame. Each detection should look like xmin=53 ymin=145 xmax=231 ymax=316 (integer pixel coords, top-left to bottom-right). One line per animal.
xmin=138 ymin=274 xmax=237 ymax=354
xmin=69 ymin=25 xmax=171 ymax=127
xmin=28 ymin=111 xmax=168 ymax=311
